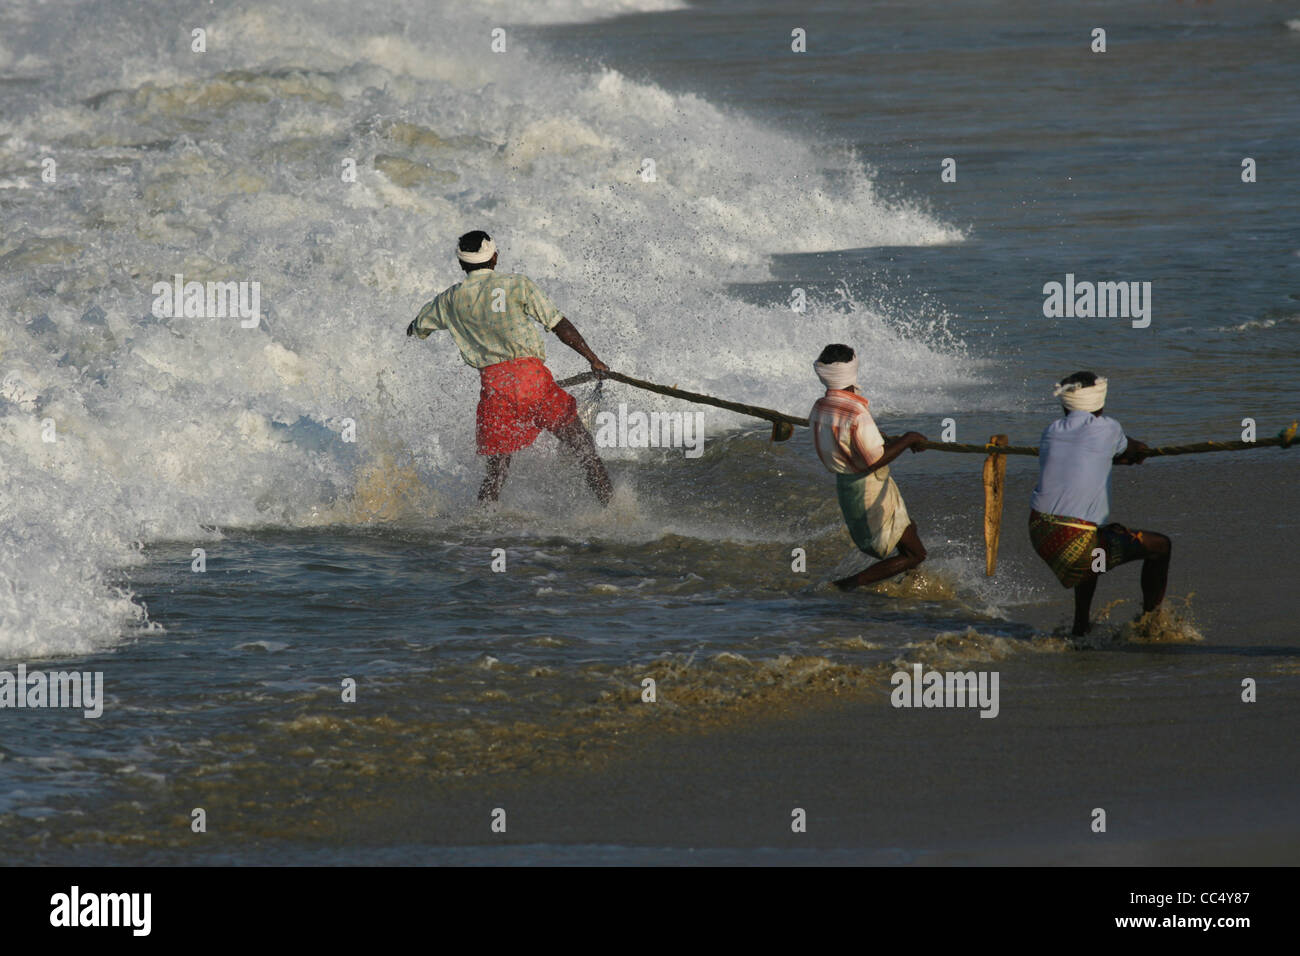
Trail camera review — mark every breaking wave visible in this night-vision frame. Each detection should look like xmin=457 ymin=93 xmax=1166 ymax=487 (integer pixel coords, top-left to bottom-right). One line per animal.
xmin=0 ymin=0 xmax=972 ymax=655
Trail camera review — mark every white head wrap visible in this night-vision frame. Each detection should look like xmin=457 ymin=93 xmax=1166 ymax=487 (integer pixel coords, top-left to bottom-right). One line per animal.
xmin=814 ymin=354 xmax=859 ymax=391
xmin=1054 ymin=376 xmax=1108 ymax=412
xmin=456 ymin=236 xmax=497 ymax=264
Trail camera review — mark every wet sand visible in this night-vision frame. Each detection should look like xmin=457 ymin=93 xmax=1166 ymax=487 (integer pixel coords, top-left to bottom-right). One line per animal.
xmin=333 ymin=650 xmax=1298 ymax=864
xmin=321 ymin=455 xmax=1300 ymax=865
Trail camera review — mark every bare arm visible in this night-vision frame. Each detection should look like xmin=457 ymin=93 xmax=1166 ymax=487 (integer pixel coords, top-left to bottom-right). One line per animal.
xmin=865 ymin=432 xmax=927 ymax=473
xmin=1114 ymin=437 xmax=1149 ymax=465
xmin=551 ymin=317 xmax=608 ymax=375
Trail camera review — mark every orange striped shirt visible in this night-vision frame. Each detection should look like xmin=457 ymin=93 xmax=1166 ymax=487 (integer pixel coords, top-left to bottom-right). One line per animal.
xmin=810 ymin=389 xmax=886 ymax=474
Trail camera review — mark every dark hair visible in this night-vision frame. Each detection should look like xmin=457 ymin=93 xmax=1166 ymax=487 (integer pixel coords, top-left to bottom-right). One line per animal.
xmin=457 ymin=230 xmax=494 ymax=271
xmin=1058 ymin=370 xmax=1098 ymax=389
xmin=817 ymin=343 xmax=855 ymax=365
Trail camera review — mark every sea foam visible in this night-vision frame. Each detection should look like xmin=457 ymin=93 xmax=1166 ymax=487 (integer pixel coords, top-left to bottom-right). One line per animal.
xmin=0 ymin=0 xmax=970 ymax=656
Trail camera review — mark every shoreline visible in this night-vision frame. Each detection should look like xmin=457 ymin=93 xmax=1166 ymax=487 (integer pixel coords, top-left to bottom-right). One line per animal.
xmin=338 ymin=658 xmax=1300 ymax=865
xmin=33 ymin=654 xmax=1298 ymax=865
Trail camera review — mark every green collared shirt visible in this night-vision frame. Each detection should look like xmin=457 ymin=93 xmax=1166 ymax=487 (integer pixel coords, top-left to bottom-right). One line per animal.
xmin=410 ymin=269 xmax=563 ymax=369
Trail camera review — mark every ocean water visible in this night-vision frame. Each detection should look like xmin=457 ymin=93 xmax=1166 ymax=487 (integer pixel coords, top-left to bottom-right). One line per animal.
xmin=1 ymin=0 xmax=1297 ymax=863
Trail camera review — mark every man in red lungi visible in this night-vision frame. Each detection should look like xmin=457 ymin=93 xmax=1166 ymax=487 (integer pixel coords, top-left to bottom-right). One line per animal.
xmin=407 ymin=230 xmax=613 ymax=505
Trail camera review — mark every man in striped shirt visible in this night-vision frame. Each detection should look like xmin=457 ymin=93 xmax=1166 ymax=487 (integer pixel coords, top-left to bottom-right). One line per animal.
xmin=809 ymin=344 xmax=928 ymax=588
xmin=407 ymin=230 xmax=613 ymax=505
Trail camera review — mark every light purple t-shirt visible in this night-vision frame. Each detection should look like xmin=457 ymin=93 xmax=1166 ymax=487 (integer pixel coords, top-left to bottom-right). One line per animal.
xmin=1030 ymin=411 xmax=1129 ymax=524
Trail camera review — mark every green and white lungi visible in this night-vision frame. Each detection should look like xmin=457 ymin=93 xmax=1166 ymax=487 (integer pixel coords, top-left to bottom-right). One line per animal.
xmin=835 ymin=466 xmax=911 ymax=560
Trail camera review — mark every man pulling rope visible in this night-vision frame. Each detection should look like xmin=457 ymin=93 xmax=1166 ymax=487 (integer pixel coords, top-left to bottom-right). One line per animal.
xmin=808 ymin=344 xmax=930 ymax=589
xmin=407 ymin=231 xmax=613 ymax=505
xmin=1028 ymin=371 xmax=1171 ymax=636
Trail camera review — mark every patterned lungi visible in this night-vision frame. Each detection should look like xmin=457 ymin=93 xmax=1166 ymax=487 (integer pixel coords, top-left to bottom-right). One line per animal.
xmin=1028 ymin=509 xmax=1149 ymax=588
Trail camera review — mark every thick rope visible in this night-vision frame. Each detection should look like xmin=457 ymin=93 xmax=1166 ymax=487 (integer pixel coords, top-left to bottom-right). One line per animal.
xmin=557 ymin=370 xmax=1298 ymax=457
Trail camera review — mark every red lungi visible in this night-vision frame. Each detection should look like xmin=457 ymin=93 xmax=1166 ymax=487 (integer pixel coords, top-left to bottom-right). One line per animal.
xmin=476 ymin=357 xmax=577 ymax=456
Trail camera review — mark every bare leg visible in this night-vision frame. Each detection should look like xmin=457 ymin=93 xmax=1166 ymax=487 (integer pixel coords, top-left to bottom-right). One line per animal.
xmin=1072 ymin=575 xmax=1098 ymax=637
xmin=479 ymin=454 xmax=511 ymax=503
xmin=1137 ymin=532 xmax=1171 ymax=613
xmin=552 ymin=417 xmax=613 ymax=505
xmin=835 ymin=522 xmax=927 ymax=590
xmin=1071 ymin=531 xmax=1169 ymax=635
